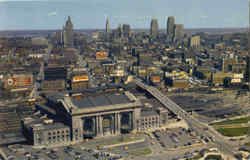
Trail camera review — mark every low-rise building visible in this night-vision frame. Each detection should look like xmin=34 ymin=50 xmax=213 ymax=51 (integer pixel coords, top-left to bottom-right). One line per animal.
xmin=21 ymin=118 xmax=70 ymax=147
xmin=42 ymin=66 xmax=67 ymax=91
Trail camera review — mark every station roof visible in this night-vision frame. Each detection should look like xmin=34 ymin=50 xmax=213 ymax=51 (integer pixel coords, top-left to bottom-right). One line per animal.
xmin=71 ymin=92 xmax=133 ymax=109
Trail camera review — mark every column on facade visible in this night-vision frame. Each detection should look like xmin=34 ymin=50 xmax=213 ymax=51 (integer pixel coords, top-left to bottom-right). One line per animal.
xmin=96 ymin=115 xmax=103 ymax=137
xmin=95 ymin=116 xmax=99 ymax=136
xmin=132 ymin=111 xmax=136 ymax=131
xmin=115 ymin=113 xmax=121 ymax=135
xmin=130 ymin=112 xmax=134 ymax=129
xmin=92 ymin=117 xmax=96 ymax=135
xmin=111 ymin=115 xmax=115 ymax=135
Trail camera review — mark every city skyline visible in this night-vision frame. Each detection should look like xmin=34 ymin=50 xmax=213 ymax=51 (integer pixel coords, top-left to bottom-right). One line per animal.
xmin=0 ymin=0 xmax=248 ymax=30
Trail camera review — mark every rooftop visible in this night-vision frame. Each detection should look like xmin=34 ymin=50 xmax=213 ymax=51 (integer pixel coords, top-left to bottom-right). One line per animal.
xmin=23 ymin=118 xmax=69 ymax=131
xmin=141 ymin=109 xmax=159 ymax=117
xmin=70 ymin=92 xmax=134 ymax=109
xmin=45 ymin=87 xmax=141 ymax=114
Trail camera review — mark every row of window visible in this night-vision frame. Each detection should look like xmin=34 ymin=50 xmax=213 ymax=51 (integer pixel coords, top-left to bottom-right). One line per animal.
xmin=138 ymin=123 xmax=160 ymax=130
xmin=141 ymin=121 xmax=159 ymax=126
xmin=47 ymin=129 xmax=69 ymax=136
xmin=142 ymin=116 xmax=159 ymax=122
xmin=35 ymin=135 xmax=70 ymax=145
xmin=47 ymin=134 xmax=70 ymax=141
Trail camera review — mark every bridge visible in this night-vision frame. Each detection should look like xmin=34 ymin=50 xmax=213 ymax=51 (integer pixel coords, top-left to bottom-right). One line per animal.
xmin=133 ymin=78 xmax=237 ymax=159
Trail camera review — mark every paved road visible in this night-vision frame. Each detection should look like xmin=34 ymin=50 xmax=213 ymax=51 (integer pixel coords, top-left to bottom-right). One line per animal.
xmin=133 ymin=78 xmax=237 ymax=160
xmin=135 ymin=143 xmax=210 ymax=160
xmin=0 ymin=148 xmax=8 ymax=160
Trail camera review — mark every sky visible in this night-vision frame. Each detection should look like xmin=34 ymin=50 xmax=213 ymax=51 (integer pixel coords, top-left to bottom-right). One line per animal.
xmin=0 ymin=0 xmax=248 ymax=30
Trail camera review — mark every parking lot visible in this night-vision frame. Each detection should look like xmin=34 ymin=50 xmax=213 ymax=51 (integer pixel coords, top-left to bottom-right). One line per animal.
xmin=0 ymin=129 xmax=203 ymax=160
xmin=1 ymin=143 xmax=123 ymax=160
xmin=152 ymin=127 xmax=201 ymax=150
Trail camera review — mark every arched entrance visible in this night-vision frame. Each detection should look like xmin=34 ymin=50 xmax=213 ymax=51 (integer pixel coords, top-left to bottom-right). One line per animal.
xmin=102 ymin=115 xmax=115 ymax=136
xmin=120 ymin=112 xmax=133 ymax=133
xmin=82 ymin=117 xmax=96 ymax=138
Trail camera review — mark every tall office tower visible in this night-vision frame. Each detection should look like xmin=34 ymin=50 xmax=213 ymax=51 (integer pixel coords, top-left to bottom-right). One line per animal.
xmin=106 ymin=19 xmax=110 ymax=34
xmin=167 ymin=16 xmax=175 ymax=42
xmin=118 ymin=24 xmax=123 ymax=38
xmin=246 ymin=1 xmax=250 ymax=82
xmin=63 ymin=16 xmax=74 ymax=48
xmin=246 ymin=57 xmax=250 ymax=82
xmin=173 ymin=24 xmax=184 ymax=43
xmin=122 ymin=24 xmax=131 ymax=38
xmin=150 ymin=19 xmax=159 ymax=39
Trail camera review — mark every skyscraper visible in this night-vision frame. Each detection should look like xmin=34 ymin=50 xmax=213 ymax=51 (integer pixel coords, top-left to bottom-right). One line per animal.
xmin=122 ymin=24 xmax=131 ymax=38
xmin=246 ymin=1 xmax=250 ymax=82
xmin=62 ymin=16 xmax=74 ymax=48
xmin=118 ymin=24 xmax=123 ymax=38
xmin=167 ymin=16 xmax=175 ymax=42
xmin=150 ymin=19 xmax=159 ymax=39
xmin=106 ymin=19 xmax=110 ymax=34
xmin=245 ymin=57 xmax=250 ymax=82
xmin=173 ymin=24 xmax=184 ymax=43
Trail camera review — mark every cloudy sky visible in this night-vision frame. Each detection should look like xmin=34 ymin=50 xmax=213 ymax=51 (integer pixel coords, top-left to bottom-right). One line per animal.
xmin=0 ymin=0 xmax=248 ymax=30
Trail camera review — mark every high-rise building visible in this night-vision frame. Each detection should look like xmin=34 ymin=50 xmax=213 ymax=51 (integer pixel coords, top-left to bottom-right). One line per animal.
xmin=122 ymin=24 xmax=131 ymax=38
xmin=106 ymin=19 xmax=110 ymax=34
xmin=118 ymin=24 xmax=123 ymax=38
xmin=62 ymin=16 xmax=74 ymax=48
xmin=246 ymin=1 xmax=250 ymax=82
xmin=167 ymin=16 xmax=175 ymax=42
xmin=150 ymin=19 xmax=159 ymax=39
xmin=173 ymin=24 xmax=184 ymax=43
xmin=188 ymin=36 xmax=200 ymax=48
xmin=245 ymin=57 xmax=250 ymax=82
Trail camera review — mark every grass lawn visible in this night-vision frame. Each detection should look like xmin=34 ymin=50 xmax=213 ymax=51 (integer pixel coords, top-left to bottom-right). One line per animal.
xmin=245 ymin=142 xmax=250 ymax=146
xmin=100 ymin=136 xmax=144 ymax=147
xmin=192 ymin=154 xmax=203 ymax=160
xmin=216 ymin=127 xmax=250 ymax=137
xmin=128 ymin=147 xmax=152 ymax=156
xmin=212 ymin=117 xmax=250 ymax=126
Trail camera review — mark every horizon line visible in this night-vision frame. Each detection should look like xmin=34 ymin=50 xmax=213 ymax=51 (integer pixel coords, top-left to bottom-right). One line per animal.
xmin=0 ymin=27 xmax=248 ymax=32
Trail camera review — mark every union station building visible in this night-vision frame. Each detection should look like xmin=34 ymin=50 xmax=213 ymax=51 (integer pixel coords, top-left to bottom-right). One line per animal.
xmin=22 ymin=87 xmax=169 ymax=147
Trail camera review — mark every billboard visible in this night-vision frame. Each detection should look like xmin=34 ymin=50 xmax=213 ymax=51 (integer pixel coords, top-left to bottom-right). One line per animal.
xmin=231 ymin=79 xmax=241 ymax=83
xmin=233 ymin=74 xmax=244 ymax=79
xmin=6 ymin=75 xmax=33 ymax=87
xmin=151 ymin=76 xmax=161 ymax=83
xmin=96 ymin=51 xmax=108 ymax=60
xmin=72 ymin=75 xmax=89 ymax=82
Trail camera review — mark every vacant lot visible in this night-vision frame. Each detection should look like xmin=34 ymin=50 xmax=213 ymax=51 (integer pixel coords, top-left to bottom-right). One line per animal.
xmin=128 ymin=147 xmax=152 ymax=156
xmin=212 ymin=116 xmax=250 ymax=126
xmin=216 ymin=127 xmax=250 ymax=137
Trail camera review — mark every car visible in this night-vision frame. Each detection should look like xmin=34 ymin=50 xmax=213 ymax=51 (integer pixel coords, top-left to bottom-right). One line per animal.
xmin=24 ymin=152 xmax=31 ymax=157
xmin=47 ymin=153 xmax=58 ymax=159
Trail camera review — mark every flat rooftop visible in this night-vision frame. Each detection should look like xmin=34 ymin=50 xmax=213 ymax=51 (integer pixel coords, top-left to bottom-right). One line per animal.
xmin=24 ymin=118 xmax=69 ymax=131
xmin=70 ymin=92 xmax=134 ymax=109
